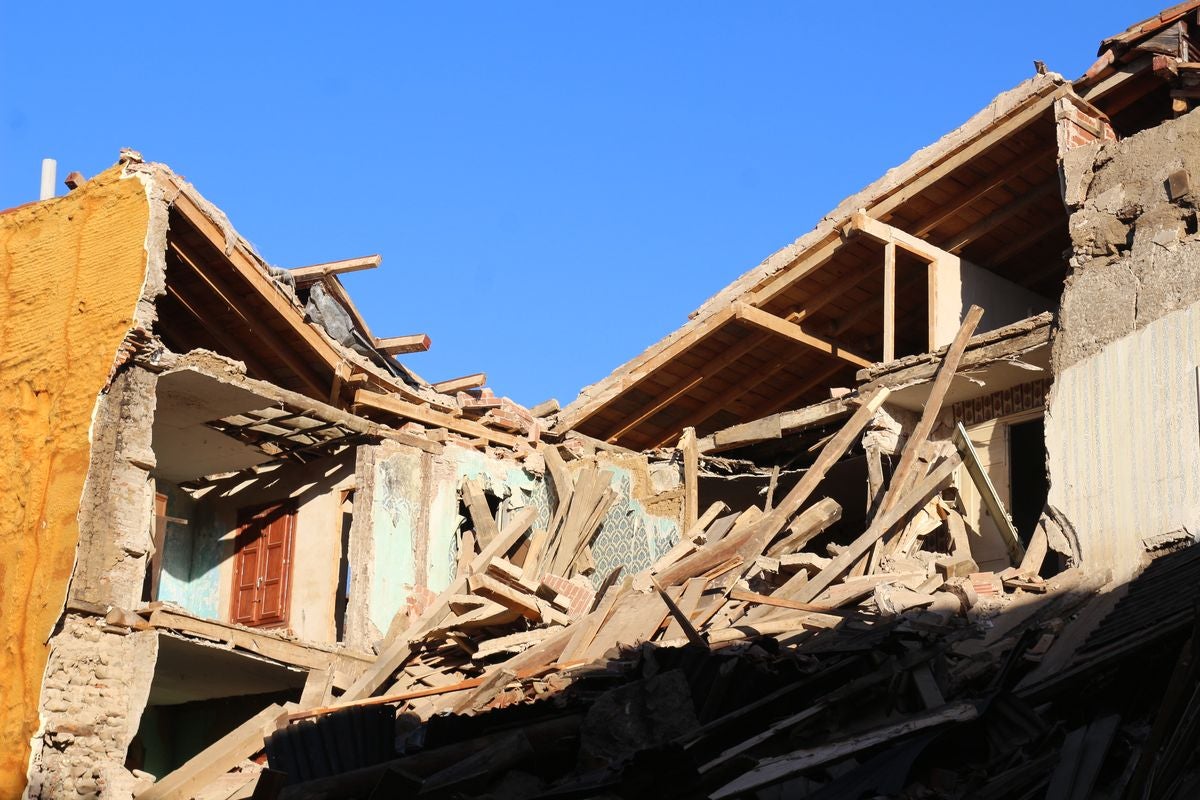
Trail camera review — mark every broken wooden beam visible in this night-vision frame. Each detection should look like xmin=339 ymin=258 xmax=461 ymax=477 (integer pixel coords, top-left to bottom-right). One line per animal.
xmin=374 ymin=333 xmax=432 ymax=355
xmin=287 ymin=254 xmax=382 ymax=282
xmin=433 ymin=373 xmax=487 ymax=394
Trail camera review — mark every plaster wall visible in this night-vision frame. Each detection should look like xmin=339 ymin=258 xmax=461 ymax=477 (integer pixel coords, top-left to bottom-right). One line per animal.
xmin=0 ymin=167 xmax=153 ymax=795
xmin=156 ymin=450 xmax=355 ymax=643
xmin=933 ymin=257 xmax=1053 ymax=346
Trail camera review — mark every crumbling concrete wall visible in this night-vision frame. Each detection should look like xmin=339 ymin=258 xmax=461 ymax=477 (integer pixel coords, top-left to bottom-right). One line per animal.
xmin=25 ymin=616 xmax=158 ymax=800
xmin=1047 ymin=107 xmax=1200 ymax=578
xmin=0 ymin=166 xmax=155 ymax=795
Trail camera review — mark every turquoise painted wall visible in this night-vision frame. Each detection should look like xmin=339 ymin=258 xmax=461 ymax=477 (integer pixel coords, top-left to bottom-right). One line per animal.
xmin=156 ymin=483 xmax=222 ymax=619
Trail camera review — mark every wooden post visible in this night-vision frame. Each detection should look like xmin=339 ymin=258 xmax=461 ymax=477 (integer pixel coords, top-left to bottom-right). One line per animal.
xmin=680 ymin=426 xmax=699 ymax=532
xmin=883 ymin=241 xmax=896 ymax=362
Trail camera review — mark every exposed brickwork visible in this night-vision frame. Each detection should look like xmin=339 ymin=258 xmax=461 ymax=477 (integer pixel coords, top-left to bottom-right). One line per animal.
xmin=539 ymin=573 xmax=596 ymax=620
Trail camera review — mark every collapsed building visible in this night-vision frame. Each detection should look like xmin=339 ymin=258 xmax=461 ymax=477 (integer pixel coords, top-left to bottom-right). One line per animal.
xmin=3 ymin=3 xmax=1200 ymax=798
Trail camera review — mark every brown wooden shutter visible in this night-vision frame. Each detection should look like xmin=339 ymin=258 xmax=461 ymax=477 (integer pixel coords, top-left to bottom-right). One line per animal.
xmin=231 ymin=502 xmax=296 ymax=628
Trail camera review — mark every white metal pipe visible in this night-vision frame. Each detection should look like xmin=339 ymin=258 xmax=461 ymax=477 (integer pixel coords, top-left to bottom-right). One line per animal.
xmin=40 ymin=158 xmax=56 ymax=200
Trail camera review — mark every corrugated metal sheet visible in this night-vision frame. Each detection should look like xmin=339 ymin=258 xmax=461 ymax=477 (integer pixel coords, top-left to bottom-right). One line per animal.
xmin=1046 ymin=302 xmax=1200 ymax=578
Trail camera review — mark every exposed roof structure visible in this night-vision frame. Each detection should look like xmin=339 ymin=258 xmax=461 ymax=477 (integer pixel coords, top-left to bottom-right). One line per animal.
xmin=556 ymin=3 xmax=1200 ymax=451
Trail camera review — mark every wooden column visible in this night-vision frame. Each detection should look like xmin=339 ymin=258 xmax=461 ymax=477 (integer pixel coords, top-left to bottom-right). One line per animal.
xmin=883 ymin=242 xmax=896 ymax=363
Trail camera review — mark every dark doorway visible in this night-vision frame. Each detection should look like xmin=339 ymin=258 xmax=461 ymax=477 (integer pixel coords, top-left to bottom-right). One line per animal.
xmin=1009 ymin=416 xmax=1048 ymax=546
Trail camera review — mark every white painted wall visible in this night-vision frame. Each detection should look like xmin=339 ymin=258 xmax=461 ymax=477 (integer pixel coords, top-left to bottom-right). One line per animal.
xmin=1046 ymin=302 xmax=1200 ymax=579
xmin=932 ymin=258 xmax=1054 ymax=347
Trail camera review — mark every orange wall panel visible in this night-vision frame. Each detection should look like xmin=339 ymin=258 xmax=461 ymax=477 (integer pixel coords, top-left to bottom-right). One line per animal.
xmin=0 ymin=167 xmax=151 ymax=795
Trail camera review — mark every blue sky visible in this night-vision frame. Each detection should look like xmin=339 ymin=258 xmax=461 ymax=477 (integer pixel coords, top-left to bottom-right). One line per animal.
xmin=0 ymin=2 xmax=1162 ymax=407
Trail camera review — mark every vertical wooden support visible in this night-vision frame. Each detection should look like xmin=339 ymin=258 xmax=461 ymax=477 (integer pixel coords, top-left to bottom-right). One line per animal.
xmin=883 ymin=242 xmax=896 ymax=363
xmin=680 ymin=427 xmax=699 ymax=532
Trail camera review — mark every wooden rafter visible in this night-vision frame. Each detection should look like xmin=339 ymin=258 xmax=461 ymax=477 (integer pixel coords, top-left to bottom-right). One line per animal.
xmin=167 ymin=241 xmax=329 ymax=397
xmin=733 ymin=361 xmax=849 ymax=425
xmin=554 ymin=304 xmax=738 ymax=433
xmin=163 ymin=283 xmax=278 ymax=380
xmin=787 ymin=262 xmax=883 ymax=324
xmin=732 ymin=303 xmax=872 ymax=368
xmin=744 ymin=84 xmax=1066 ymax=309
xmin=603 ymin=328 xmax=767 ymax=442
xmin=986 ymin=217 xmax=1065 ymax=267
xmin=910 ymin=147 xmax=1050 ymax=238
xmin=939 ymin=180 xmax=1059 ymax=253
xmin=673 ymin=351 xmax=816 ymax=439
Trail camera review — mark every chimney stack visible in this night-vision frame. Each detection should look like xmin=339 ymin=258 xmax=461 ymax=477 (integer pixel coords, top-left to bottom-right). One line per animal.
xmin=40 ymin=159 xmax=57 ymax=201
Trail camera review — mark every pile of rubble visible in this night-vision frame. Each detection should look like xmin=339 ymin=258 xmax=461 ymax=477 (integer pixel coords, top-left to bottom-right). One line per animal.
xmin=149 ymin=310 xmax=1200 ymax=799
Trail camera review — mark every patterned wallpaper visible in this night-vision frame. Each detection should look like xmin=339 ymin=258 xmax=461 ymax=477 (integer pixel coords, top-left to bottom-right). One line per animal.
xmin=951 ymin=377 xmax=1050 ymax=427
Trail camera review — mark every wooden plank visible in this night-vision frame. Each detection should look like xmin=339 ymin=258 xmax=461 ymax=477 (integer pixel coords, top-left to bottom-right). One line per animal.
xmin=793 ymin=453 xmax=963 ymax=603
xmin=529 ymin=398 xmax=559 ymax=417
xmin=764 ymin=498 xmax=843 ymax=558
xmin=137 ymin=703 xmax=290 ymax=799
xmin=662 ymin=577 xmax=710 ymax=641
xmin=374 ymin=333 xmax=431 ymax=355
xmin=953 ymin=421 xmax=1025 ymax=565
xmin=651 ymin=578 xmax=706 ymax=646
xmin=1019 ymin=519 xmax=1048 ymax=576
xmin=288 ymin=255 xmax=381 ymax=281
xmin=353 ymin=389 xmax=522 ymax=449
xmin=876 ymin=305 xmax=983 ymax=520
xmin=680 ymin=427 xmax=699 ymax=532
xmin=467 ymin=573 xmax=542 ymax=622
xmin=341 ymin=506 xmax=537 ymax=700
xmin=519 ymin=529 xmax=548 ymax=582
xmin=580 ymin=591 xmax=666 ymax=661
xmin=710 ymin=703 xmax=978 ymax=799
xmin=728 ymin=589 xmax=850 ymax=616
xmin=883 ymin=241 xmax=896 ymax=363
xmin=432 ymin=373 xmax=487 ymax=394
xmin=540 ymin=444 xmax=573 ymax=502
xmin=461 ymin=479 xmax=500 ymax=548
xmin=697 ymin=392 xmax=851 ymax=455
xmin=655 ymin=388 xmax=890 ymax=587
xmin=732 ymin=302 xmax=872 ymax=367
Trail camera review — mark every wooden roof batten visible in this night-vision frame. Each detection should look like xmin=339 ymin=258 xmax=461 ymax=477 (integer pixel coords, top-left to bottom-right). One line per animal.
xmin=555 ymin=73 xmax=1070 ymax=444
